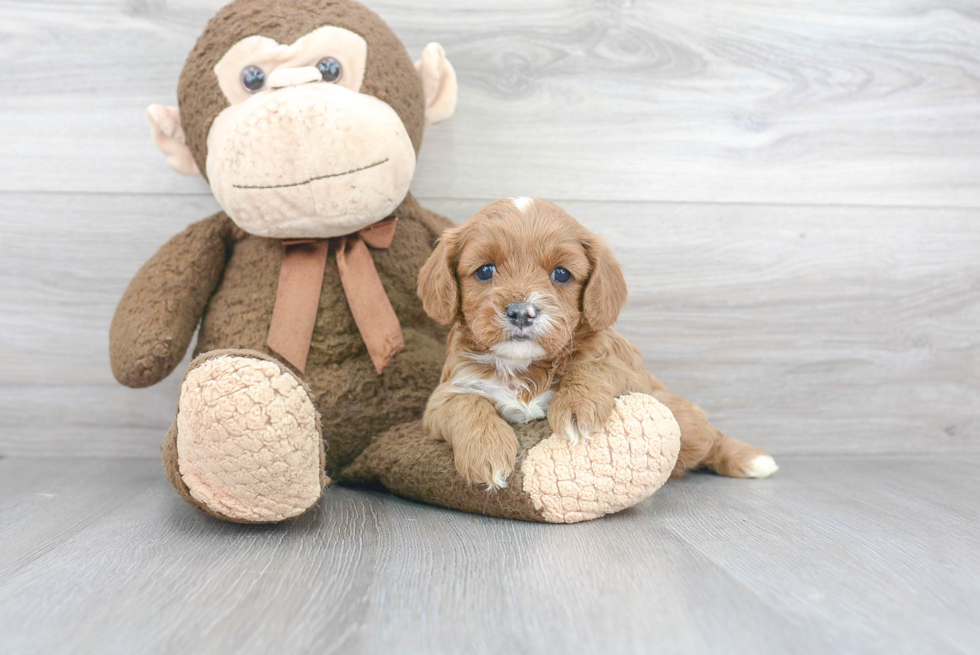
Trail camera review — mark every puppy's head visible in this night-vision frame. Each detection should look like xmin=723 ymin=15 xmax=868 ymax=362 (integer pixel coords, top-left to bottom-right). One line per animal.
xmin=418 ymin=198 xmax=627 ymax=360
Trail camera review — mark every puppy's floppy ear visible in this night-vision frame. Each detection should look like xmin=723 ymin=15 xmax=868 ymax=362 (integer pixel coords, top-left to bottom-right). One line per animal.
xmin=418 ymin=225 xmax=464 ymax=325
xmin=581 ymin=233 xmax=628 ymax=332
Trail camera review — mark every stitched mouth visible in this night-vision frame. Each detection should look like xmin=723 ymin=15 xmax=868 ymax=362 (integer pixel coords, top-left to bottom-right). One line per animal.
xmin=233 ymin=158 xmax=389 ymax=190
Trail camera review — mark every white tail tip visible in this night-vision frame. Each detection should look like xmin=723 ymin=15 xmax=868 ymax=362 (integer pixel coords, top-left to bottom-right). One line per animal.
xmin=746 ymin=455 xmax=779 ymax=478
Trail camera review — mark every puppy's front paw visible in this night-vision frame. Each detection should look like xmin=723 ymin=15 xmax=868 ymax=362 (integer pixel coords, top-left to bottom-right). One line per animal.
xmin=548 ymin=388 xmax=616 ymax=444
xmin=452 ymin=420 xmax=520 ymax=490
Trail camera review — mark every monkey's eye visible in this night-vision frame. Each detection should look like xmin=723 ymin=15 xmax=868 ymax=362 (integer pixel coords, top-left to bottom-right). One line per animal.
xmin=475 ymin=264 xmax=496 ymax=282
xmin=551 ymin=267 xmax=572 ymax=284
xmin=240 ymin=65 xmax=266 ymax=93
xmin=316 ymin=57 xmax=343 ymax=83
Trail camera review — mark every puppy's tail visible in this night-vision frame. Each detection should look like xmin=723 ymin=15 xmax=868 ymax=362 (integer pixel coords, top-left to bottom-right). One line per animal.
xmin=703 ymin=433 xmax=778 ymax=479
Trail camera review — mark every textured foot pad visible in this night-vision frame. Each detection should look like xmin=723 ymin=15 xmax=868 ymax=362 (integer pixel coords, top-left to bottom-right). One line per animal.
xmin=520 ymin=393 xmax=681 ymax=523
xmin=176 ymin=355 xmax=326 ymax=523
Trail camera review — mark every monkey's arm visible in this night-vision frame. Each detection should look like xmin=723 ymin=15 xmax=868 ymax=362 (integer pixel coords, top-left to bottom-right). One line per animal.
xmin=110 ymin=213 xmax=234 ymax=388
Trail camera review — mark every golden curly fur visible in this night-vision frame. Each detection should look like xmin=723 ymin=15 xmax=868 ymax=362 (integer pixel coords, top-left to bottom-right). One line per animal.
xmin=418 ymin=198 xmax=777 ymax=489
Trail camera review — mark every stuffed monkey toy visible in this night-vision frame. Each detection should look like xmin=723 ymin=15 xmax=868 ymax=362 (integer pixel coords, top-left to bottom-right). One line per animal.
xmin=111 ymin=0 xmax=680 ymax=525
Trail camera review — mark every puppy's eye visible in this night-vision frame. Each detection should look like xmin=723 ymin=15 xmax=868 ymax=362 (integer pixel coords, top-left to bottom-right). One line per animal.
xmin=316 ymin=57 xmax=343 ymax=83
xmin=241 ymin=65 xmax=266 ymax=92
xmin=475 ymin=264 xmax=496 ymax=282
xmin=552 ymin=267 xmax=572 ymax=284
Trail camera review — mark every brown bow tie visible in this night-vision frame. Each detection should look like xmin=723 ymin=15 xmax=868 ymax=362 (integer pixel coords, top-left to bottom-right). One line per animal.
xmin=266 ymin=217 xmax=404 ymax=375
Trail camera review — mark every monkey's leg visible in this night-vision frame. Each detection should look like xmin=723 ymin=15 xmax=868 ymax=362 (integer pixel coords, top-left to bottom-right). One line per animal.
xmin=162 ymin=349 xmax=328 ymax=523
xmin=339 ymin=393 xmax=680 ymax=524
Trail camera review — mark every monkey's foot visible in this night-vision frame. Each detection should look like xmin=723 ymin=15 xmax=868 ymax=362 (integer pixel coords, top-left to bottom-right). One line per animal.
xmin=520 ymin=393 xmax=680 ymax=523
xmin=340 ymin=393 xmax=679 ymax=524
xmin=164 ymin=350 xmax=327 ymax=523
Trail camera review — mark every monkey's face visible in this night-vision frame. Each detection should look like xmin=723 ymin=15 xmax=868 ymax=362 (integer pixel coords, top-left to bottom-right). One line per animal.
xmin=148 ymin=0 xmax=457 ymax=241
xmin=204 ymin=27 xmax=416 ymax=239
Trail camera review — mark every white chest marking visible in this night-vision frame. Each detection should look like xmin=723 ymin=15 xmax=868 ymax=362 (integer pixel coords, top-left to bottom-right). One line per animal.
xmin=495 ymin=387 xmax=555 ymax=424
xmin=448 ymin=357 xmax=554 ymax=424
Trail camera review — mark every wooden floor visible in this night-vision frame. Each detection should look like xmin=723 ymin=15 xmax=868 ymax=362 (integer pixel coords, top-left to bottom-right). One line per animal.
xmin=1 ymin=455 xmax=977 ymax=655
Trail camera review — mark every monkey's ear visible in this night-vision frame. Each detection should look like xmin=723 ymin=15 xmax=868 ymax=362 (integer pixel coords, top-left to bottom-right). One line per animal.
xmin=415 ymin=43 xmax=457 ymax=126
xmin=581 ymin=234 xmax=628 ymax=332
xmin=147 ymin=104 xmax=201 ymax=176
xmin=418 ymin=226 xmax=463 ymax=325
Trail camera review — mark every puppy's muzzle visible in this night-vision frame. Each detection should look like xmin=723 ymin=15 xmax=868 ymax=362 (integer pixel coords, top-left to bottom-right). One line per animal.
xmin=505 ymin=302 xmax=537 ymax=331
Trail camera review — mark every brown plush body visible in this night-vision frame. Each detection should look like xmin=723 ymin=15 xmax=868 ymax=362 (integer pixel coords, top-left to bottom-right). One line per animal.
xmin=112 ymin=0 xmax=683 ymax=524
xmin=111 ymin=195 xmax=450 ymax=478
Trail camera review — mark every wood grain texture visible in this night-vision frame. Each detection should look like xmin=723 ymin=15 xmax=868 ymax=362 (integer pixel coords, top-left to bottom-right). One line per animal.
xmin=1 ymin=455 xmax=977 ymax=654
xmin=0 ymin=1 xmax=978 ymax=205
xmin=0 ymin=458 xmax=159 ymax=582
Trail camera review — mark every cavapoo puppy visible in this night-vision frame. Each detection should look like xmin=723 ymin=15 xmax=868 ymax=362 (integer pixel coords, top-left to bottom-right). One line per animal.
xmin=418 ymin=198 xmax=777 ymax=489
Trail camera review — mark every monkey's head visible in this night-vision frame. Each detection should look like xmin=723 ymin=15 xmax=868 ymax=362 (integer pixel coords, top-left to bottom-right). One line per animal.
xmin=148 ymin=0 xmax=457 ymax=239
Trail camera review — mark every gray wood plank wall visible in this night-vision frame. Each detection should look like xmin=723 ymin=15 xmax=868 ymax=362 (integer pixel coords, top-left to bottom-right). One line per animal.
xmin=1 ymin=0 xmax=977 ymax=457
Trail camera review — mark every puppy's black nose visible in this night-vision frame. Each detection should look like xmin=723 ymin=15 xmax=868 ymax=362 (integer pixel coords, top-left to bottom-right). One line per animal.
xmin=506 ymin=302 xmax=537 ymax=328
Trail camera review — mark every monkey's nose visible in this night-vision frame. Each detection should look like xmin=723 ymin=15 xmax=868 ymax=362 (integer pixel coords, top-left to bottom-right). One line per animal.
xmin=267 ymin=66 xmax=322 ymax=89
xmin=506 ymin=302 xmax=537 ymax=329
